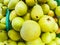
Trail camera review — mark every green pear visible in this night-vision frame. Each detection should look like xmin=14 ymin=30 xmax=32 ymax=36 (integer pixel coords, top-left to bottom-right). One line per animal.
xmin=8 ymin=29 xmax=21 ymax=41
xmin=55 ymin=37 xmax=60 ymax=45
xmin=9 ymin=10 xmax=18 ymax=22
xmin=38 ymin=15 xmax=58 ymax=32
xmin=2 ymin=6 xmax=7 ymax=16
xmin=25 ymin=0 xmax=35 ymax=6
xmin=48 ymin=10 xmax=54 ymax=17
xmin=0 ymin=7 xmax=2 ymax=14
xmin=41 ymin=32 xmax=52 ymax=44
xmin=47 ymin=41 xmax=56 ymax=45
xmin=48 ymin=0 xmax=57 ymax=10
xmin=12 ymin=17 xmax=24 ymax=31
xmin=8 ymin=0 xmax=19 ymax=10
xmin=0 ymin=30 xmax=8 ymax=42
xmin=18 ymin=42 xmax=25 ymax=45
xmin=15 ymin=1 xmax=28 ymax=16
xmin=23 ymin=12 xmax=31 ymax=21
xmin=31 ymin=4 xmax=44 ymax=21
xmin=4 ymin=0 xmax=9 ymax=6
xmin=0 ymin=23 xmax=6 ymax=30
xmin=41 ymin=4 xmax=50 ymax=14
xmin=1 ymin=17 xmax=6 ymax=24
xmin=55 ymin=6 xmax=60 ymax=16
xmin=26 ymin=38 xmax=45 ymax=45
xmin=7 ymin=40 xmax=17 ymax=45
xmin=20 ymin=20 xmax=41 ymax=41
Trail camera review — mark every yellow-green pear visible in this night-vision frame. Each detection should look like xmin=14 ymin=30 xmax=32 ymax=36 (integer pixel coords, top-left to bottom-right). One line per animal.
xmin=0 ymin=14 xmax=4 ymax=19
xmin=0 ymin=23 xmax=6 ymax=30
xmin=0 ymin=0 xmax=3 ymax=3
xmin=23 ymin=12 xmax=31 ymax=21
xmin=4 ymin=0 xmax=9 ymax=6
xmin=48 ymin=10 xmax=54 ymax=17
xmin=31 ymin=4 xmax=44 ymax=21
xmin=41 ymin=4 xmax=50 ymax=14
xmin=18 ymin=42 xmax=25 ymax=45
xmin=25 ymin=0 xmax=35 ymax=6
xmin=9 ymin=10 xmax=18 ymax=22
xmin=2 ymin=6 xmax=7 ymax=16
xmin=8 ymin=29 xmax=20 ymax=41
xmin=26 ymin=38 xmax=45 ymax=45
xmin=48 ymin=0 xmax=57 ymax=10
xmin=20 ymin=20 xmax=41 ymax=41
xmin=15 ymin=1 xmax=28 ymax=16
xmin=1 ymin=17 xmax=6 ymax=24
xmin=0 ymin=3 xmax=3 ymax=7
xmin=55 ymin=6 xmax=60 ymax=16
xmin=41 ymin=32 xmax=52 ymax=44
xmin=8 ymin=0 xmax=19 ymax=10
xmin=7 ymin=40 xmax=17 ymax=45
xmin=12 ymin=17 xmax=24 ymax=31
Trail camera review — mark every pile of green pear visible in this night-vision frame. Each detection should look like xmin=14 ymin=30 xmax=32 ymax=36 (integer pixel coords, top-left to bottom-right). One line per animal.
xmin=0 ymin=0 xmax=60 ymax=45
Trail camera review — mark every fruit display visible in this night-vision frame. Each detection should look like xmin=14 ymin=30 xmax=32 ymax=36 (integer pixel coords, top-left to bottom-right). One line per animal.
xmin=0 ymin=0 xmax=60 ymax=45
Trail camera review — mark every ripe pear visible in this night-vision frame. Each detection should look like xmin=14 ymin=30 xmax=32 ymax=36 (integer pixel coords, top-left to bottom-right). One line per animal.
xmin=55 ymin=6 xmax=60 ymax=16
xmin=41 ymin=4 xmax=50 ymax=14
xmin=47 ymin=41 xmax=56 ymax=45
xmin=41 ymin=32 xmax=52 ymax=44
xmin=12 ymin=17 xmax=24 ymax=31
xmin=18 ymin=42 xmax=25 ymax=45
xmin=9 ymin=10 xmax=18 ymax=22
xmin=48 ymin=0 xmax=57 ymax=10
xmin=26 ymin=38 xmax=45 ymax=45
xmin=1 ymin=17 xmax=6 ymax=24
xmin=0 ymin=30 xmax=8 ymax=42
xmin=31 ymin=4 xmax=44 ymax=21
xmin=8 ymin=29 xmax=20 ymax=41
xmin=20 ymin=20 xmax=41 ymax=41
xmin=0 ymin=23 xmax=6 ymax=30
xmin=2 ymin=6 xmax=7 ymax=16
xmin=48 ymin=10 xmax=54 ymax=17
xmin=55 ymin=37 xmax=60 ymax=45
xmin=23 ymin=12 xmax=31 ymax=21
xmin=4 ymin=0 xmax=9 ymax=6
xmin=7 ymin=40 xmax=17 ymax=45
xmin=8 ymin=0 xmax=19 ymax=10
xmin=15 ymin=1 xmax=28 ymax=16
xmin=38 ymin=15 xmax=58 ymax=32
xmin=25 ymin=0 xmax=35 ymax=6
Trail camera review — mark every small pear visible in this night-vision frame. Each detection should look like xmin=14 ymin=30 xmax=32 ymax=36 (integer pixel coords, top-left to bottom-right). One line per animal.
xmin=25 ymin=0 xmax=35 ymax=6
xmin=8 ymin=0 xmax=19 ymax=10
xmin=41 ymin=4 xmax=50 ymax=14
xmin=15 ymin=1 xmax=28 ymax=16
xmin=48 ymin=10 xmax=54 ymax=17
xmin=23 ymin=12 xmax=31 ymax=21
xmin=4 ymin=0 xmax=9 ymax=6
xmin=0 ymin=23 xmax=6 ymax=30
xmin=9 ymin=10 xmax=18 ymax=22
xmin=8 ymin=29 xmax=20 ymax=41
xmin=31 ymin=4 xmax=44 ymax=21
xmin=48 ymin=0 xmax=57 ymax=10
xmin=1 ymin=17 xmax=6 ymax=24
